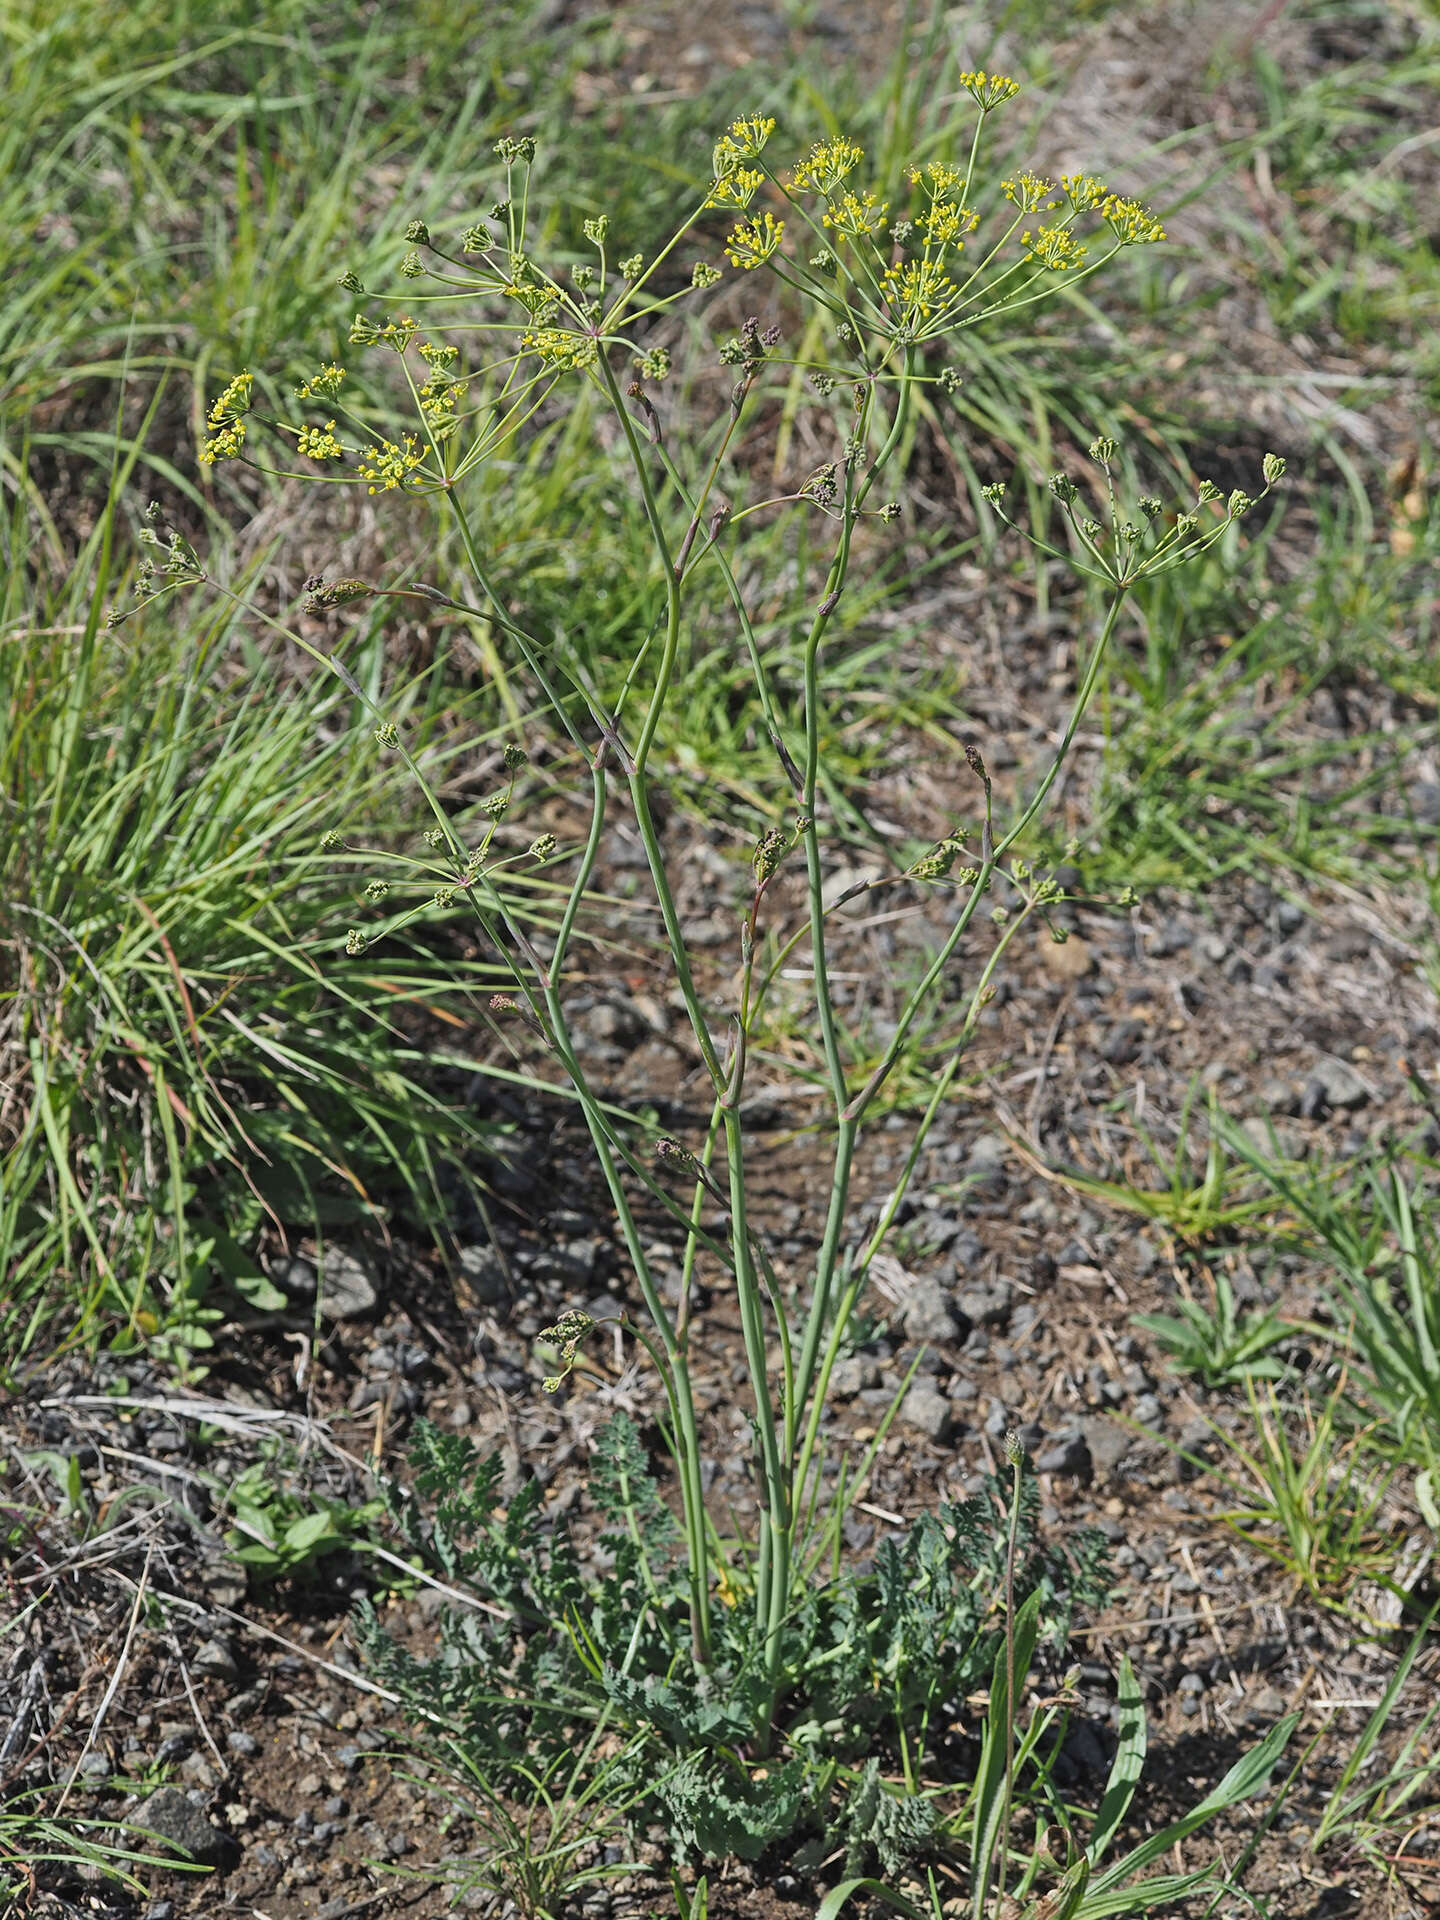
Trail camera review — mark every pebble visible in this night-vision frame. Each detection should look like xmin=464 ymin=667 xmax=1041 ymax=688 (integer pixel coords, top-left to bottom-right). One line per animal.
xmin=898 ymin=1275 xmax=968 ymax=1344
xmin=829 ymin=1355 xmax=880 ymax=1399
xmin=317 ymin=1245 xmax=381 ymax=1319
xmin=900 ymin=1380 xmax=953 ymax=1442
xmin=192 ymin=1636 xmax=238 ymax=1681
xmin=131 ymin=1786 xmax=236 ymax=1869
xmin=1302 ymin=1057 xmax=1370 ymax=1115
xmin=224 ymin=1729 xmax=258 ymax=1757
xmin=1036 ymin=1431 xmax=1092 ymax=1480
xmin=457 ymin=1242 xmax=507 ymax=1303
xmin=1042 ymin=933 xmax=1095 ymax=979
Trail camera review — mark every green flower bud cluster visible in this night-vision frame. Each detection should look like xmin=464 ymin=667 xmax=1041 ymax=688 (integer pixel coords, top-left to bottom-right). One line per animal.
xmin=987 ymin=437 xmax=1289 ymax=587
xmin=537 ymin=1307 xmax=595 ymax=1392
xmin=908 ymin=835 xmax=968 ymax=880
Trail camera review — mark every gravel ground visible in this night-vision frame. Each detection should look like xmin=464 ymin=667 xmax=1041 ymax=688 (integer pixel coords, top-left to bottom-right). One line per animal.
xmin=7 ymin=0 xmax=1440 ymax=1915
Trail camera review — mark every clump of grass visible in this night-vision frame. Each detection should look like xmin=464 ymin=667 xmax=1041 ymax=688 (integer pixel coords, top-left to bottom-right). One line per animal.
xmin=0 ymin=467 xmax=512 ymax=1369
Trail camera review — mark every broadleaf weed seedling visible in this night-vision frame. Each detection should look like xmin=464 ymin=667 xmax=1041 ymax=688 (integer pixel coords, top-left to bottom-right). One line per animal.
xmin=181 ymin=85 xmax=1291 ymax=1885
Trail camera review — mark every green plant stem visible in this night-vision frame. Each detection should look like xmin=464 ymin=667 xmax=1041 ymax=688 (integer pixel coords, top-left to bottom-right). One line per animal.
xmin=442 ymin=488 xmax=714 ymax=1661
xmin=789 ymin=350 xmax=916 ymax=1461
xmin=998 ymin=1443 xmax=1024 ymax=1917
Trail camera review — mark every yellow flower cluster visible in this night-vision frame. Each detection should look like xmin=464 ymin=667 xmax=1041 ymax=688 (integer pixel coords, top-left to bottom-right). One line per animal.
xmin=199 ymin=370 xmax=252 ymax=463
xmin=711 ymin=114 xmax=775 ymax=188
xmin=958 ymin=69 xmax=1021 ymax=109
xmin=296 ymin=420 xmax=344 ymax=460
xmin=199 ymin=419 xmax=245 ymax=464
xmin=705 ymin=167 xmax=764 ymax=210
xmin=1022 ymin=224 xmax=1087 ymax=270
xmin=724 ymin=212 xmax=785 ymax=269
xmin=822 ymin=189 xmax=888 ymax=239
xmin=522 ymin=327 xmax=598 ymax=370
xmin=1061 ymin=174 xmax=1108 ymax=213
xmin=720 ymin=113 xmax=775 ymax=161
xmin=356 ymin=435 xmax=423 ymax=493
xmin=294 ymin=363 xmax=345 ymax=400
xmin=207 ymin=370 xmax=252 ymax=421
xmin=884 ymin=256 xmax=955 ymax=319
xmin=789 ymin=136 xmax=864 ymax=195
xmin=1001 ymin=172 xmax=1056 ymax=213
xmin=1101 ymin=194 xmax=1165 ymax=244
xmin=908 ymin=161 xmax=964 ymax=197
xmin=922 ymin=201 xmax=978 ymax=246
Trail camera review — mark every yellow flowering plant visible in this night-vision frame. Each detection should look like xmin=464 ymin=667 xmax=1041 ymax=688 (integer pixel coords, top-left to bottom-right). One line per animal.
xmin=182 ymin=93 xmax=1291 ymax=1883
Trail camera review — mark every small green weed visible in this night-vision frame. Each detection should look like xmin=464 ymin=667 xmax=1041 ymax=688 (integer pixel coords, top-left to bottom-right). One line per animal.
xmin=222 ymin=1458 xmax=387 ymax=1583
xmin=358 ymin=1417 xmax=1108 ymax=1873
xmin=1164 ymin=1379 xmax=1407 ymax=1619
xmin=1133 ymin=1271 xmax=1292 ymax=1390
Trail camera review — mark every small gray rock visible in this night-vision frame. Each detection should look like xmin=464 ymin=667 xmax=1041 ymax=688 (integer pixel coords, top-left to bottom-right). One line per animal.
xmin=224 ymin=1730 xmax=258 ymax=1757
xmin=1304 ymin=1058 xmax=1370 ymax=1114
xmin=968 ymin=1132 xmax=1011 ymax=1178
xmin=178 ymin=1752 xmax=216 ymax=1787
xmin=898 ymin=1276 xmax=967 ymax=1345
xmin=956 ymin=1281 xmax=1012 ymax=1330
xmin=457 ymin=1243 xmax=507 ymax=1304
xmin=900 ymin=1380 xmax=953 ymax=1443
xmin=192 ymin=1637 xmax=237 ymax=1682
xmin=829 ymin=1355 xmax=878 ymax=1400
xmin=1036 ymin=1431 xmax=1092 ymax=1480
xmin=1257 ymin=1076 xmax=1299 ymax=1116
xmin=1080 ymin=1416 xmax=1132 ymax=1477
xmin=132 ymin=1786 xmax=237 ymax=1869
xmin=270 ymin=1256 xmax=316 ymax=1301
xmin=317 ymin=1246 xmax=380 ymax=1320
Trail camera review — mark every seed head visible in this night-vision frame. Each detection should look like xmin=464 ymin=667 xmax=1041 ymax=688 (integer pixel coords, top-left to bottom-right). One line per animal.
xmin=344 ymin=929 xmax=366 ymax=955
xmin=306 ymin=578 xmax=372 ymax=612
xmin=1003 ymin=1429 xmax=1024 ymax=1467
xmin=656 ymin=1136 xmax=699 ymax=1172
xmin=1262 ymin=452 xmax=1286 ymax=485
xmin=752 ymin=826 xmax=789 ymax=885
xmin=528 ymin=834 xmax=557 ymax=860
